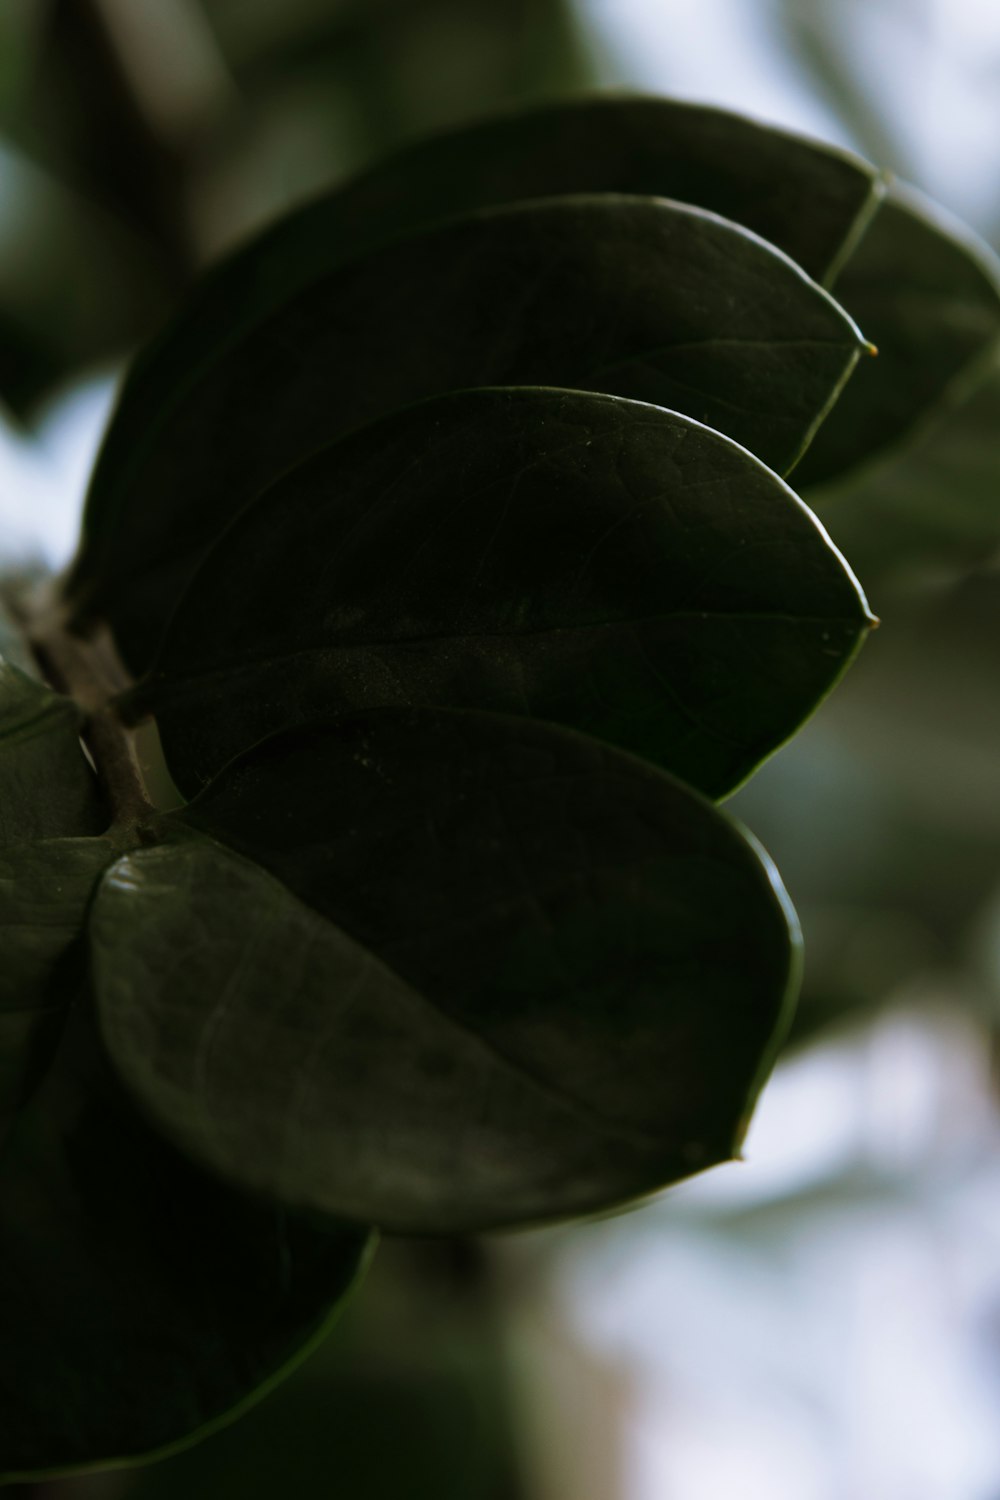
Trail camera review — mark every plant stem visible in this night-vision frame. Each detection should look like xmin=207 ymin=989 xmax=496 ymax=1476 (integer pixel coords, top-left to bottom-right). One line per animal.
xmin=5 ymin=580 xmax=162 ymax=841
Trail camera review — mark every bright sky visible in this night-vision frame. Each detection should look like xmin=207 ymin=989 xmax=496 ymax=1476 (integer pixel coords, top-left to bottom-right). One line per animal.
xmin=581 ymin=0 xmax=1000 ymax=238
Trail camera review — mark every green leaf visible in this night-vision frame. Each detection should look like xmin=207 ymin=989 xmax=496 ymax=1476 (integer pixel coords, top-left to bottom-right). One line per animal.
xmin=0 ymin=835 xmax=113 ymax=1141
xmin=0 ymin=998 xmax=373 ymax=1481
xmin=0 ymin=601 xmax=111 ymax=1144
xmin=0 ymin=659 xmax=107 ymax=844
xmin=93 ymin=708 xmax=801 ymax=1235
xmin=811 ymin=350 xmax=1000 ymax=584
xmin=0 ymin=589 xmax=41 ymax=676
xmin=137 ymin=388 xmax=873 ymax=802
xmin=66 ymin=194 xmax=864 ymax=670
xmin=798 ymin=183 xmax=1000 ymax=485
xmin=74 ymin=94 xmax=878 ymax=567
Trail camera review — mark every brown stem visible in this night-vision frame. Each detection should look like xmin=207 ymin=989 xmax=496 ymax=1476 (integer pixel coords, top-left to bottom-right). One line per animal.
xmin=37 ymin=622 xmax=155 ymax=836
xmin=6 ymin=581 xmax=162 ymax=841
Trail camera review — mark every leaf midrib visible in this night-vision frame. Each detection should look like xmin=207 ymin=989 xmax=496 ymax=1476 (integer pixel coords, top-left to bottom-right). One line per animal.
xmin=146 ymin=606 xmax=864 ymax=701
xmin=0 ymin=699 xmax=74 ymax=749
xmin=176 ymin=832 xmax=726 ymax=1159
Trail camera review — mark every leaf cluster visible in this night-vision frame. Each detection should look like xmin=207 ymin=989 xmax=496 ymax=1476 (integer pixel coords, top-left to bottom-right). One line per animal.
xmin=1 ymin=95 xmax=998 ymax=1478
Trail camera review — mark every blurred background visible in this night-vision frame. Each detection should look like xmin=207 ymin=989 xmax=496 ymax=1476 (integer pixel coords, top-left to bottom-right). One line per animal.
xmin=3 ymin=2 xmax=1000 ymax=1496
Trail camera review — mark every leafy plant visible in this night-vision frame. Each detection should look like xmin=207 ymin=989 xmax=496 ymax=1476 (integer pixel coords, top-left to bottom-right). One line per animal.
xmin=1 ymin=95 xmax=998 ymax=1480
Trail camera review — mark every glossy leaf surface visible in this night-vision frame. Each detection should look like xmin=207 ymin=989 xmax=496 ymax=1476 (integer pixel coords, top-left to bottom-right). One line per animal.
xmin=0 ymin=836 xmax=113 ymax=1140
xmin=799 ymin=183 xmax=1000 ymax=485
xmin=77 ymin=95 xmax=878 ymax=570
xmin=0 ymin=659 xmax=107 ymax=844
xmin=0 ymin=1000 xmax=372 ymax=1480
xmin=95 ymin=707 xmax=804 ymax=1233
xmin=68 ymin=195 xmax=863 ymax=669
xmin=139 ymin=389 xmax=873 ymax=802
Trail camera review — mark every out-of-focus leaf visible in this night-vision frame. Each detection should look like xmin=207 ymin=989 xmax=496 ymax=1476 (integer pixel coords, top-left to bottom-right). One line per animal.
xmin=73 ymin=94 xmax=878 ymax=535
xmin=67 ymin=194 xmax=864 ymax=670
xmin=0 ymin=999 xmax=373 ymax=1481
xmin=798 ymin=183 xmax=1000 ymax=485
xmin=0 ymin=142 xmax=169 ymax=415
xmin=0 ymin=589 xmax=38 ymax=675
xmin=126 ymin=1237 xmax=526 ymax=1500
xmin=0 ymin=835 xmax=112 ymax=1141
xmin=812 ymin=353 xmax=1000 ymax=584
xmin=136 ymin=388 xmax=874 ymax=801
xmin=93 ymin=707 xmax=801 ymax=1234
xmin=0 ymin=6 xmax=44 ymax=125
xmin=0 ymin=658 xmax=106 ymax=844
xmin=729 ymin=570 xmax=1000 ymax=1044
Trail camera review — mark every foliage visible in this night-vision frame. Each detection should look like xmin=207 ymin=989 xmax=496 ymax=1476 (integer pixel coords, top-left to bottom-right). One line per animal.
xmin=1 ymin=94 xmax=998 ymax=1479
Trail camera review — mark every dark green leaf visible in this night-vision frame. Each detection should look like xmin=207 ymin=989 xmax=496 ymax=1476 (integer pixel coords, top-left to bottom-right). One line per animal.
xmin=0 ymin=139 xmax=171 ymax=419
xmin=0 ymin=658 xmax=107 ymax=844
xmin=138 ymin=388 xmax=873 ymax=802
xmin=122 ymin=1237 xmax=523 ymax=1500
xmin=0 ymin=590 xmax=40 ymax=676
xmin=797 ymin=183 xmax=1000 ymax=485
xmin=812 ymin=352 xmax=1000 ymax=584
xmin=0 ymin=998 xmax=373 ymax=1481
xmin=66 ymin=194 xmax=864 ymax=670
xmin=0 ymin=835 xmax=112 ymax=1140
xmin=75 ymin=94 xmax=878 ymax=567
xmin=93 ymin=707 xmax=801 ymax=1234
